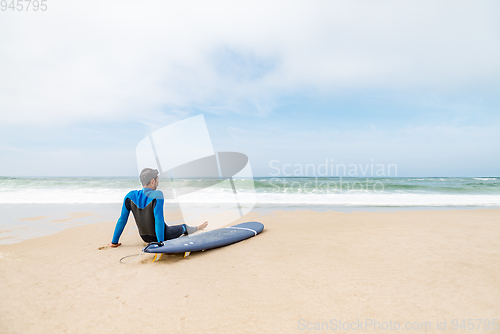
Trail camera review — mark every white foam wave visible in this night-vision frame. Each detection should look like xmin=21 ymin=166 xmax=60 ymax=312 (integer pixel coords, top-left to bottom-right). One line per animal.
xmin=2 ymin=187 xmax=500 ymax=206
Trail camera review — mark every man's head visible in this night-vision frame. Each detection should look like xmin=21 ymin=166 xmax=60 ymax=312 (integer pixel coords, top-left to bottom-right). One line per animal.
xmin=140 ymin=168 xmax=159 ymax=189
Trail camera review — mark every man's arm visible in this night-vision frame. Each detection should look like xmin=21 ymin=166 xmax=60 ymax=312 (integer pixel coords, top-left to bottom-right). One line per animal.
xmin=154 ymin=197 xmax=166 ymax=242
xmin=110 ymin=195 xmax=131 ymax=245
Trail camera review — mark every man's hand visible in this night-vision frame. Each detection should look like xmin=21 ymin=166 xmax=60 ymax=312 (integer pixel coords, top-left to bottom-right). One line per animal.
xmin=108 ymin=242 xmax=121 ymax=248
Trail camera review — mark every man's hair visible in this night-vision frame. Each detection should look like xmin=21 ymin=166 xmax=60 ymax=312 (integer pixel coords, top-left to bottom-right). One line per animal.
xmin=140 ymin=168 xmax=159 ymax=186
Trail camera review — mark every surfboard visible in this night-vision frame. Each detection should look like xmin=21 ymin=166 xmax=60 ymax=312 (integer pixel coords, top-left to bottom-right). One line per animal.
xmin=143 ymin=222 xmax=264 ymax=259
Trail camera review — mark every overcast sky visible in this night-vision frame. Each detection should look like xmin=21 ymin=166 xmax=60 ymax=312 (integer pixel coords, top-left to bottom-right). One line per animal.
xmin=1 ymin=0 xmax=499 ymax=177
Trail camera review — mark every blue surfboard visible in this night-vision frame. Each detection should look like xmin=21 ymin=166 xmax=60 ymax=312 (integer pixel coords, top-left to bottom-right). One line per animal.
xmin=143 ymin=222 xmax=264 ymax=257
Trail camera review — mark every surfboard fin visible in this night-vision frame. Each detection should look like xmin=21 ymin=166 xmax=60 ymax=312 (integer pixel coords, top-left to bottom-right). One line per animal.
xmin=184 ymin=252 xmax=190 ymax=258
xmin=152 ymin=253 xmax=163 ymax=262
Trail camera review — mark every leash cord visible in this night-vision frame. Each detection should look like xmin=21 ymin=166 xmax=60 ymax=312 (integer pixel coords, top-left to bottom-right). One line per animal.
xmin=119 ymin=251 xmax=144 ymax=264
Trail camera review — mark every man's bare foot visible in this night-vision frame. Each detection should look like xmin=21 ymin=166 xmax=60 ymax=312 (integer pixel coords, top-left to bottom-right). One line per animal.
xmin=108 ymin=242 xmax=121 ymax=248
xmin=197 ymin=221 xmax=208 ymax=231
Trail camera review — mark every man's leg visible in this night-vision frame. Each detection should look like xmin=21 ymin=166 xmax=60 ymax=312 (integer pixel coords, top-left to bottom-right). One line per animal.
xmin=183 ymin=221 xmax=208 ymax=235
xmin=164 ymin=224 xmax=185 ymax=241
xmin=164 ymin=221 xmax=209 ymax=240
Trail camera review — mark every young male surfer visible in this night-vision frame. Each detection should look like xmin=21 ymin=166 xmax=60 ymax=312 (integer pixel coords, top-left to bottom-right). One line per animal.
xmin=108 ymin=168 xmax=208 ymax=247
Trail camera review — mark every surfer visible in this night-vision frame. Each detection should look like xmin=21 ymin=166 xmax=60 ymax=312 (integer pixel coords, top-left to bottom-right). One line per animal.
xmin=109 ymin=168 xmax=208 ymax=247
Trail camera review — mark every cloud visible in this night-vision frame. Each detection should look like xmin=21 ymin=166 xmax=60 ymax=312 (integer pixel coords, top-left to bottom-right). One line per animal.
xmin=0 ymin=0 xmax=499 ymax=126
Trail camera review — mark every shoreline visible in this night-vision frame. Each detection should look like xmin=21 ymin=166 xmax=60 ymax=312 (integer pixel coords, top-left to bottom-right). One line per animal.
xmin=1 ymin=203 xmax=500 ymax=245
xmin=1 ymin=208 xmax=499 ymax=333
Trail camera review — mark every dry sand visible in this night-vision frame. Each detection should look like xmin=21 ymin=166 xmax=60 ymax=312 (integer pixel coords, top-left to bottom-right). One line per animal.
xmin=1 ymin=209 xmax=499 ymax=333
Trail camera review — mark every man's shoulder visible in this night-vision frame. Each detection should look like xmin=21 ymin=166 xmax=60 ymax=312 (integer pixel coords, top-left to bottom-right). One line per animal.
xmin=125 ymin=190 xmax=142 ymax=198
xmin=124 ymin=190 xmax=149 ymax=203
xmin=142 ymin=188 xmax=164 ymax=200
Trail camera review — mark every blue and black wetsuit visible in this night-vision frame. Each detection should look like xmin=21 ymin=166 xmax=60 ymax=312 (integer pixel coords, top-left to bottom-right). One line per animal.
xmin=111 ymin=187 xmax=188 ymax=244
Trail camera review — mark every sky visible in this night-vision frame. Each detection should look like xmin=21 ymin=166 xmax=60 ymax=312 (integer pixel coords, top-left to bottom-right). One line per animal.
xmin=1 ymin=0 xmax=499 ymax=177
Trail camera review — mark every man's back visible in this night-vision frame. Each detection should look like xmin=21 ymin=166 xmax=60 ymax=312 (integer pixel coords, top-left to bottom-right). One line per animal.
xmin=111 ymin=188 xmax=167 ymax=244
xmin=109 ymin=168 xmax=207 ymax=247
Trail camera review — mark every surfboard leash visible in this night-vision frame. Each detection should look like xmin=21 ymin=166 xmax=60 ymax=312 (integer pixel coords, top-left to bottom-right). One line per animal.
xmin=119 ymin=251 xmax=145 ymax=264
xmin=119 ymin=241 xmax=165 ymax=264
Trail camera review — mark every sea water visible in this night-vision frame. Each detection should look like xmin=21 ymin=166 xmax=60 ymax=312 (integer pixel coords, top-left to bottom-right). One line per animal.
xmin=1 ymin=176 xmax=499 ymax=206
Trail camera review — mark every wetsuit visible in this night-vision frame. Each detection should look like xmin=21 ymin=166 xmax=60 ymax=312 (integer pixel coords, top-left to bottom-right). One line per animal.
xmin=111 ymin=187 xmax=188 ymax=244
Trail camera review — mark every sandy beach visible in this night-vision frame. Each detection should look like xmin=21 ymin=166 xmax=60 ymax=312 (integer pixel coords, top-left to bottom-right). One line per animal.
xmin=1 ymin=209 xmax=499 ymax=333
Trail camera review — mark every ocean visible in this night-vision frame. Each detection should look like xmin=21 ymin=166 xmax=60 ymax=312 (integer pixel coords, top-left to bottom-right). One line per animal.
xmin=1 ymin=176 xmax=499 ymax=206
